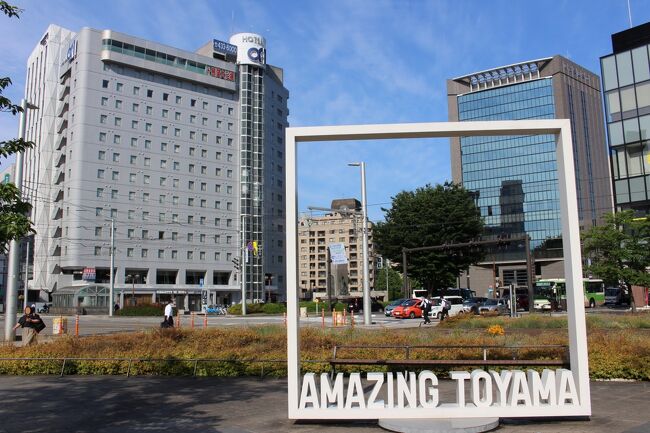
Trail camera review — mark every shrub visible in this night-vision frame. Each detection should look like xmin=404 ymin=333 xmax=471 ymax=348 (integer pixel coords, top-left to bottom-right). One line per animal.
xmin=262 ymin=303 xmax=286 ymax=314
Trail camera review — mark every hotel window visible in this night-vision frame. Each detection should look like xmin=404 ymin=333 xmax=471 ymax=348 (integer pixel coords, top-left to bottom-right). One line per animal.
xmin=161 ymin=142 xmax=168 ymax=151
xmin=98 ymin=150 xmax=106 ymax=160
xmin=102 ymin=79 xmax=109 ymax=88
xmin=228 ymin=107 xmax=234 ymax=115
xmin=189 ymin=164 xmax=195 ymax=173
xmin=127 ymin=229 xmax=134 ymax=238
xmin=187 ymin=233 xmax=194 ymax=242
xmin=144 ymin=140 xmax=151 ymax=149
xmin=162 ymin=109 xmax=168 ymax=118
xmin=115 ymin=100 xmax=122 ymax=109
xmin=127 ymin=248 xmax=134 ymax=257
xmin=129 ymin=191 xmax=135 ymax=200
xmin=200 ymin=199 xmax=206 ymax=208
xmin=215 ymin=252 xmax=221 ymax=261
xmin=112 ymin=152 xmax=120 ymax=162
xmin=226 ymin=202 xmax=233 ymax=211
xmin=191 ymin=98 xmax=196 ymax=107
xmin=201 ymin=133 xmax=207 ymax=142
xmin=172 ymin=231 xmax=178 ymax=241
xmin=200 ymin=251 xmax=205 ymax=260
xmin=202 ymin=117 xmax=207 ymax=125
xmin=143 ymin=174 xmax=150 ymax=184
xmin=227 ymin=138 xmax=233 ymax=146
xmin=101 ymin=97 xmax=108 ymax=106
xmin=171 ymin=250 xmax=177 ymax=259
xmin=201 ymin=149 xmax=207 ymax=158
xmin=111 ymin=171 xmax=119 ymax=181
xmin=116 ymin=82 xmax=123 ymax=92
xmin=187 ymin=251 xmax=193 ymax=260
xmin=99 ymin=132 xmax=106 ymax=142
xmin=174 ymin=144 xmax=180 ymax=153
xmin=96 ymin=207 xmax=102 ymax=216
xmin=188 ymin=181 xmax=195 ymax=190
xmin=95 ymin=227 xmax=103 ymax=237
xmin=173 ymin=178 xmax=179 ymax=188
xmin=110 ymin=209 xmax=117 ymax=218
xmin=95 ymin=246 xmax=101 ymax=256
xmin=160 ymin=177 xmax=167 ymax=186
xmin=113 ymin=135 xmax=121 ymax=144
xmin=133 ymin=86 xmax=140 ymax=96
xmin=190 ymin=115 xmax=196 ymax=124
xmin=145 ymin=123 xmax=151 ymax=132
xmin=200 ymin=216 xmax=205 ymax=225
xmin=227 ymin=153 xmax=233 ymax=162
xmin=214 ymin=218 xmax=221 ymax=226
xmin=215 ymin=168 xmax=221 ymax=176
xmin=188 ymin=215 xmax=194 ymax=224
xmin=188 ymin=197 xmax=194 ymax=206
xmin=146 ymin=106 xmax=152 ymax=115
xmin=214 ymin=235 xmax=221 ymax=243
xmin=96 ymin=188 xmax=103 ymax=198
xmin=201 ymin=166 xmax=206 ymax=174
xmin=130 ymin=155 xmax=137 ymax=164
xmin=132 ymin=103 xmax=139 ymax=112
xmin=143 ymin=192 xmax=149 ymax=202
xmin=161 ymin=159 xmax=167 ymax=169
xmin=97 ymin=169 xmax=105 ymax=179
xmin=227 ymin=169 xmax=232 ymax=178
xmin=172 ymin=214 xmax=178 ymax=223
xmin=215 ymin=201 xmax=221 ymax=209
xmin=216 ymin=120 xmax=222 ymax=128
xmin=158 ymin=250 xmax=164 ymax=259
xmin=129 ymin=173 xmax=136 ymax=182
xmin=226 ymin=236 xmax=232 ymax=244
xmin=203 ymin=101 xmax=208 ymax=110
xmin=162 ymin=126 xmax=168 ymax=134
xmin=173 ymin=161 xmax=179 ymax=171
xmin=128 ymin=210 xmax=135 ymax=220
xmin=142 ymin=211 xmax=149 ymax=221
xmin=159 ymin=194 xmax=165 ymax=204
xmin=176 ymin=95 xmax=181 ymax=104
xmin=227 ymin=185 xmax=232 ymax=194
xmin=111 ymin=189 xmax=118 ymax=199
xmin=217 ymin=105 xmax=222 ymax=113
xmin=175 ymin=112 xmax=181 ymax=121
xmin=144 ymin=157 xmax=150 ymax=167
xmin=163 ymin=92 xmax=169 ymax=101
xmin=226 ymin=219 xmax=232 ymax=228
xmin=159 ymin=213 xmax=165 ymax=222
xmin=173 ymin=196 xmax=179 ymax=205
xmin=131 ymin=137 xmax=138 ymax=147
xmin=147 ymin=89 xmax=153 ymax=97
xmin=189 ymin=131 xmax=196 ymax=140
xmin=100 ymin=114 xmax=107 ymax=124
xmin=215 ymin=184 xmax=221 ymax=193
xmin=227 ymin=123 xmax=233 ymax=131
xmin=189 ymin=147 xmax=195 ymax=156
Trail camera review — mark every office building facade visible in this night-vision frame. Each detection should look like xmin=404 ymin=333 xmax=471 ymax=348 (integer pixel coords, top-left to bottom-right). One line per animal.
xmin=601 ymin=22 xmax=650 ymax=214
xmin=297 ymin=199 xmax=382 ymax=301
xmin=19 ymin=25 xmax=288 ymax=310
xmin=448 ymin=56 xmax=612 ymax=295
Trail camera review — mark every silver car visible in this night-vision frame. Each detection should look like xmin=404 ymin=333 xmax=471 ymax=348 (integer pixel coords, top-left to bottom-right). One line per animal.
xmin=478 ymin=298 xmax=508 ymax=315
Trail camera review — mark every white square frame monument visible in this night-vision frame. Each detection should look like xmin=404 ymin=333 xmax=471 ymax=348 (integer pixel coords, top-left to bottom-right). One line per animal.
xmin=285 ymin=119 xmax=591 ymax=419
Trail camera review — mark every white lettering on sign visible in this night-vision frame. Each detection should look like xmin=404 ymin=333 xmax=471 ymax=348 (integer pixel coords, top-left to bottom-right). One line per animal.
xmin=298 ymin=369 xmax=579 ymax=411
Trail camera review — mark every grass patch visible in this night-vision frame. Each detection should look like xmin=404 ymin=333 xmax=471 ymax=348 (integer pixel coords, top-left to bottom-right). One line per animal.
xmin=0 ymin=322 xmax=648 ymax=380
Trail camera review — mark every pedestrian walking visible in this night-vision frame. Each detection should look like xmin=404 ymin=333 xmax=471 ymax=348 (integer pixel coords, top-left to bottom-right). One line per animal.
xmin=421 ymin=296 xmax=431 ymax=324
xmin=12 ymin=306 xmax=45 ymax=346
xmin=162 ymin=300 xmax=175 ymax=328
xmin=439 ymin=295 xmax=451 ymax=321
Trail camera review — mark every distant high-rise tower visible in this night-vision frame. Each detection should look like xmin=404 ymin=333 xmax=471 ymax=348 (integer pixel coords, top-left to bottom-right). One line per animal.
xmin=448 ymin=56 xmax=612 ymax=294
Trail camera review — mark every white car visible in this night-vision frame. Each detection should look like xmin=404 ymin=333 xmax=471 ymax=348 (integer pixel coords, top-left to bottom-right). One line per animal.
xmin=430 ymin=296 xmax=464 ymax=320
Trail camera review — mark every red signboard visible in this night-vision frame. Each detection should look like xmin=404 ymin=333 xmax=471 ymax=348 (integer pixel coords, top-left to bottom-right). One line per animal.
xmin=204 ymin=66 xmax=235 ymax=82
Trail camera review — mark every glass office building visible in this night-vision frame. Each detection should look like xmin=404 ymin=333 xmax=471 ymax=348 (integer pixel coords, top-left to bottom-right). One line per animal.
xmin=601 ymin=22 xmax=650 ymax=214
xmin=448 ymin=56 xmax=611 ymax=294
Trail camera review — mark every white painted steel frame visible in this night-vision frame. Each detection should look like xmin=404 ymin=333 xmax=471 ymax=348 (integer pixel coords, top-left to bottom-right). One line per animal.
xmin=285 ymin=119 xmax=590 ymax=419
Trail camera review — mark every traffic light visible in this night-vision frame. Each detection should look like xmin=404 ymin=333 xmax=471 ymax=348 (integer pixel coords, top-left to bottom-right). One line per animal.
xmin=376 ymin=257 xmax=383 ymax=269
xmin=232 ymin=257 xmax=241 ymax=271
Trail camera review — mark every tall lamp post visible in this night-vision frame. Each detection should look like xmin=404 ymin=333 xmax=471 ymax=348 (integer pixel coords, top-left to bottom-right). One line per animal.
xmin=4 ymin=99 xmax=37 ymax=342
xmin=348 ymin=162 xmax=371 ymax=325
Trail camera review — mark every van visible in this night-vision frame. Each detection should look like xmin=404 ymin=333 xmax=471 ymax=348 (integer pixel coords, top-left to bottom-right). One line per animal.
xmin=429 ymin=296 xmax=464 ymax=319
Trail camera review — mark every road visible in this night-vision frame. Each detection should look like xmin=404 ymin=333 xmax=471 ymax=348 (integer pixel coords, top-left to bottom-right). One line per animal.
xmin=0 ymin=312 xmax=433 ymax=341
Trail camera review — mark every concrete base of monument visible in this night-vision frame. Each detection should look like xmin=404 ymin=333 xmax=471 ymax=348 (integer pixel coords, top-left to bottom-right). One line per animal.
xmin=377 ymin=417 xmax=499 ymax=433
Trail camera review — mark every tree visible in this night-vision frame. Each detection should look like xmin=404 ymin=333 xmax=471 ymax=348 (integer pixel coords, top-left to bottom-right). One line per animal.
xmin=374 ymin=264 xmax=403 ymax=300
xmin=373 ymin=182 xmax=484 ymax=292
xmin=582 ymin=210 xmax=650 ymax=288
xmin=0 ymin=1 xmax=35 ymax=253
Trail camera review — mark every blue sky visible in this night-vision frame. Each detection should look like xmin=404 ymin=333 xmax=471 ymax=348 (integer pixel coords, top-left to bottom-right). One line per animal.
xmin=2 ymin=0 xmax=650 ymax=221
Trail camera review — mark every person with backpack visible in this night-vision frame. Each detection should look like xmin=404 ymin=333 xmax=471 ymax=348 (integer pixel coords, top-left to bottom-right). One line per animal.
xmin=420 ymin=296 xmax=432 ymax=324
xmin=439 ymin=295 xmax=451 ymax=321
xmin=12 ymin=305 xmax=45 ymax=346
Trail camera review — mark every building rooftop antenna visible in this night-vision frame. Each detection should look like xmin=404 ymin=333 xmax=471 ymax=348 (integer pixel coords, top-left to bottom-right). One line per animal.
xmin=627 ymin=0 xmax=633 ymax=28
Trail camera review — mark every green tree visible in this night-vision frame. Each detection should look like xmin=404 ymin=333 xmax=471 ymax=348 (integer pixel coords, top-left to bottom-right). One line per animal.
xmin=374 ymin=264 xmax=403 ymax=300
xmin=0 ymin=1 xmax=35 ymax=253
xmin=582 ymin=210 xmax=650 ymax=288
xmin=373 ymin=182 xmax=484 ymax=291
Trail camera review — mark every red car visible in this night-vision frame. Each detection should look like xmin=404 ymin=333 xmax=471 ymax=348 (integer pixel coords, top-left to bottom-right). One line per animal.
xmin=391 ymin=299 xmax=424 ymax=319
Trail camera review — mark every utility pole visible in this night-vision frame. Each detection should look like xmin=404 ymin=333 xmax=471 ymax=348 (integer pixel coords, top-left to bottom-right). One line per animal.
xmin=4 ymin=99 xmax=37 ymax=341
xmin=349 ymin=162 xmax=371 ymax=325
xmin=22 ymin=240 xmax=30 ymax=310
xmin=385 ymin=258 xmax=389 ymax=299
xmin=109 ymin=218 xmax=115 ymax=316
xmin=402 ymin=248 xmax=409 ymax=298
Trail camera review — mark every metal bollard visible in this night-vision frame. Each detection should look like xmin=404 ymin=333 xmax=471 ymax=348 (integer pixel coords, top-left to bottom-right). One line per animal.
xmin=176 ymin=312 xmax=181 ymax=328
xmin=321 ymin=309 xmax=325 ymax=329
xmin=75 ymin=314 xmax=79 ymax=336
xmin=190 ymin=313 xmax=195 ymax=329
xmin=203 ymin=313 xmax=208 ymax=329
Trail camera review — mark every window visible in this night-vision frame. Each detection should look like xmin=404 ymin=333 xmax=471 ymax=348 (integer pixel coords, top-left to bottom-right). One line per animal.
xmin=217 ymin=105 xmax=222 ymax=113
xmin=214 ymin=218 xmax=220 ymax=226
xmin=159 ymin=212 xmax=165 ymax=222
xmin=129 ymin=191 xmax=135 ymax=200
xmin=200 ymin=199 xmax=206 ymax=208
xmin=189 ymin=131 xmax=196 ymax=140
xmin=175 ymin=112 xmax=181 ymax=121
xmin=227 ymin=122 xmax=233 ymax=131
xmin=215 ymin=184 xmax=221 ymax=193
xmin=160 ymin=159 xmax=167 ymax=169
xmin=227 ymin=153 xmax=233 ymax=162
xmin=158 ymin=250 xmax=164 ymax=259
xmin=144 ymin=157 xmax=150 ymax=167
xmin=201 ymin=165 xmax=207 ymax=174
xmin=187 ymin=215 xmax=194 ymax=224
xmin=102 ymin=79 xmax=109 ymax=88
xmin=171 ymin=232 xmax=178 ymax=241
xmin=227 ymin=169 xmax=233 ymax=178
xmin=111 ymin=189 xmax=118 ymax=199
xmin=176 ymin=95 xmax=181 ymax=104
xmin=188 ymin=180 xmax=195 ymax=190
xmin=147 ymin=89 xmax=153 ymax=98
xmin=188 ymin=197 xmax=194 ymax=206
xmin=146 ymin=106 xmax=152 ymax=115
xmin=145 ymin=123 xmax=151 ymax=132
xmin=127 ymin=228 xmax=134 ymax=238
xmin=173 ymin=161 xmax=179 ymax=171
xmin=142 ymin=211 xmax=149 ymax=221
xmin=116 ymin=82 xmax=123 ymax=92
xmin=142 ymin=192 xmax=150 ymax=203
xmin=171 ymin=250 xmax=178 ymax=259
xmin=94 ymin=227 xmax=103 ymax=238
xmin=226 ymin=219 xmax=232 ymax=227
xmin=174 ymin=144 xmax=180 ymax=153
xmin=98 ymin=150 xmax=106 ymax=160
xmin=226 ymin=236 xmax=232 ymax=244
xmin=128 ymin=210 xmax=135 ymax=220
xmin=189 ymin=164 xmax=195 ymax=173
xmin=132 ymin=103 xmax=139 ymax=112
xmin=131 ymin=137 xmax=138 ymax=147
xmin=215 ymin=200 xmax=221 ymax=209
xmin=215 ymin=168 xmax=222 ymax=176
xmin=97 ymin=169 xmax=105 ymax=179
xmin=191 ymin=98 xmax=196 ymax=107
xmin=187 ymin=233 xmax=194 ymax=242
xmin=160 ymin=177 xmax=167 ymax=186
xmin=115 ymin=100 xmax=122 ymax=109
xmin=200 ymin=216 xmax=205 ymax=225
xmin=173 ymin=178 xmax=179 ymax=188
xmin=159 ymin=194 xmax=166 ymax=204
xmin=227 ymin=202 xmax=233 ymax=211
xmin=163 ymin=92 xmax=169 ymax=101
xmin=142 ymin=229 xmax=149 ymax=239
xmin=99 ymin=132 xmax=106 ymax=142
xmin=129 ymin=155 xmax=137 ymax=165
xmin=113 ymin=135 xmax=121 ymax=144
xmin=112 ymin=171 xmax=119 ymax=181
xmin=201 ymin=149 xmax=207 ymax=158
xmin=162 ymin=109 xmax=168 ymax=118
xmin=216 ymin=151 xmax=222 ymax=160
xmin=127 ymin=248 xmax=134 ymax=257
xmin=96 ymin=207 xmax=102 ymax=216
xmin=172 ymin=214 xmax=179 ymax=223
xmin=203 ymin=101 xmax=208 ymax=110
xmin=161 ymin=142 xmax=168 ymax=151
xmin=172 ymin=196 xmax=179 ymax=205
xmin=110 ymin=209 xmax=117 ymax=218
xmin=189 ymin=147 xmax=195 ymax=156
xmin=112 ymin=152 xmax=120 ymax=162
xmin=215 ymin=252 xmax=221 ymax=261
xmin=101 ymin=97 xmax=108 ymax=106
xmin=214 ymin=235 xmax=221 ymax=243
xmin=217 ymin=120 xmax=222 ymax=128
xmin=133 ymin=86 xmax=140 ymax=96
xmin=94 ymin=246 xmax=101 ymax=256
xmin=143 ymin=174 xmax=150 ymax=184
xmin=228 ymin=107 xmax=234 ymax=115
xmin=96 ymin=188 xmax=103 ymax=198
xmin=202 ymin=117 xmax=207 ymax=126
xmin=227 ymin=185 xmax=232 ymax=194
xmin=100 ymin=114 xmax=107 ymax=124
xmin=144 ymin=140 xmax=151 ymax=149
xmin=129 ymin=173 xmax=136 ymax=183
xmin=187 ymin=251 xmax=194 ymax=260
xmin=162 ymin=125 xmax=168 ymax=135
xmin=190 ymin=115 xmax=196 ymax=124
xmin=199 ymin=234 xmax=205 ymax=243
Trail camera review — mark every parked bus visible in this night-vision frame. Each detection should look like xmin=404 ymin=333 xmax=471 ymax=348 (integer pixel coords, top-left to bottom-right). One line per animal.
xmin=412 ymin=288 xmax=476 ymax=300
xmin=533 ymin=278 xmax=604 ymax=310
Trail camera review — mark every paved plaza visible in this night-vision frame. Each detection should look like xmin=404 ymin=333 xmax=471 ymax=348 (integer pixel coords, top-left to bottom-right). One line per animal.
xmin=0 ymin=376 xmax=647 ymax=433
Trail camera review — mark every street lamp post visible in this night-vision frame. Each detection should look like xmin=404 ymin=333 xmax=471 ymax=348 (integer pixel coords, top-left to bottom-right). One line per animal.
xmin=4 ymin=99 xmax=37 ymax=342
xmin=348 ymin=162 xmax=371 ymax=325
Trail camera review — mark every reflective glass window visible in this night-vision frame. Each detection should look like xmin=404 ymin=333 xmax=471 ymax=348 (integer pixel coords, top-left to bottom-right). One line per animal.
xmin=605 ymin=90 xmax=621 ymax=122
xmin=617 ymin=52 xmax=634 ymax=87
xmin=602 ymin=56 xmax=618 ymax=91
xmin=630 ymin=176 xmax=646 ymax=201
xmin=632 ymin=46 xmax=650 ymax=83
xmin=620 ymin=86 xmax=637 ymax=115
xmin=640 ymin=115 xmax=650 ymax=140
xmin=615 ymin=179 xmax=630 ymax=203
xmin=609 ymin=121 xmax=624 ymax=146
xmin=627 ymin=143 xmax=644 ymax=176
xmin=624 ymin=118 xmax=640 ymax=143
xmin=636 ymin=82 xmax=650 ymax=115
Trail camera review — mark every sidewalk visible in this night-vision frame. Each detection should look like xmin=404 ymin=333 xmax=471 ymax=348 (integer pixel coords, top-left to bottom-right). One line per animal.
xmin=0 ymin=376 xmax=647 ymax=433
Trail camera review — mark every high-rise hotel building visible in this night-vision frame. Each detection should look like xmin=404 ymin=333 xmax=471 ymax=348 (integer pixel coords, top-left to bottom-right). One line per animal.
xmin=19 ymin=25 xmax=288 ymax=310
xmin=448 ymin=56 xmax=612 ymax=294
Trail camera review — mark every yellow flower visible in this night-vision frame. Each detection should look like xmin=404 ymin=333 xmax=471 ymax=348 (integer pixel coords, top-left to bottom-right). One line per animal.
xmin=487 ymin=324 xmax=505 ymax=336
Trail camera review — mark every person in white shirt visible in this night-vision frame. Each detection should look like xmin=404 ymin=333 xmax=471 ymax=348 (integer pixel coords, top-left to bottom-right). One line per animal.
xmin=163 ymin=301 xmax=175 ymax=327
